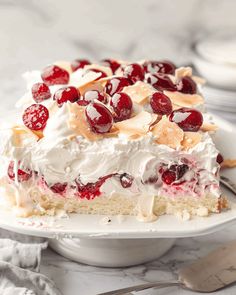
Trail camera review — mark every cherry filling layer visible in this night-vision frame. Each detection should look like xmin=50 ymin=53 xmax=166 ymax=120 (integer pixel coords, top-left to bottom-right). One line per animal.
xmin=7 ymin=159 xmax=219 ymax=201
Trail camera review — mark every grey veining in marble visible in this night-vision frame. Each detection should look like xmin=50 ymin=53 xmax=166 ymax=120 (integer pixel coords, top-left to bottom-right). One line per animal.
xmin=0 ymin=0 xmax=236 ymax=294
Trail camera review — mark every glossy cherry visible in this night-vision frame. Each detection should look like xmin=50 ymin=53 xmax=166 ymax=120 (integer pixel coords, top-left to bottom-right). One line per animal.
xmin=123 ymin=63 xmax=145 ymax=84
xmin=85 ymin=102 xmax=113 ymax=133
xmin=76 ymin=174 xmax=114 ymax=200
xmin=31 ymin=82 xmax=51 ymax=103
xmin=150 ymin=92 xmax=172 ymax=115
xmin=71 ymin=59 xmax=91 ymax=72
xmin=41 ymin=65 xmax=69 ymax=85
xmin=101 ymin=59 xmax=120 ymax=74
xmin=8 ymin=161 xmax=32 ymax=182
xmin=169 ymin=107 xmax=203 ymax=132
xmin=217 ymin=153 xmax=224 ymax=164
xmin=54 ymin=86 xmax=80 ymax=106
xmin=50 ymin=183 xmax=68 ymax=194
xmin=120 ymin=173 xmax=134 ymax=188
xmin=177 ymin=76 xmax=197 ymax=94
xmin=162 ymin=164 xmax=189 ymax=185
xmin=146 ymin=73 xmax=176 ymax=92
xmin=111 ymin=92 xmax=133 ymax=121
xmin=22 ymin=104 xmax=49 ymax=131
xmin=105 ymin=77 xmax=131 ymax=96
xmin=143 ymin=60 xmax=176 ymax=75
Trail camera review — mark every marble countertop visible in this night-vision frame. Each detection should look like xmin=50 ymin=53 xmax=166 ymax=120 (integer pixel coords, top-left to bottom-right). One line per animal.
xmin=41 ymin=224 xmax=236 ymax=295
xmin=0 ymin=0 xmax=236 ymax=294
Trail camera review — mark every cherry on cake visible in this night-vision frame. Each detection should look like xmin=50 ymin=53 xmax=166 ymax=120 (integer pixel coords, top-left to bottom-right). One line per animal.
xmin=0 ymin=59 xmax=228 ymax=221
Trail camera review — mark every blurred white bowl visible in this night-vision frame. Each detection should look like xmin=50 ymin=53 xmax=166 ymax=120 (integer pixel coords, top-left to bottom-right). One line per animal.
xmin=193 ymin=52 xmax=236 ymax=90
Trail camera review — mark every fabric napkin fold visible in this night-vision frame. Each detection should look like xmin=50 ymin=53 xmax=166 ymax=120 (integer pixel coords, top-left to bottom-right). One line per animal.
xmin=0 ymin=238 xmax=62 ymax=295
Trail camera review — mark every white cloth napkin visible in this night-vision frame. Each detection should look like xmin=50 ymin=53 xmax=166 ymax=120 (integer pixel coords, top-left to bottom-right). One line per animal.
xmin=0 ymin=238 xmax=62 ymax=295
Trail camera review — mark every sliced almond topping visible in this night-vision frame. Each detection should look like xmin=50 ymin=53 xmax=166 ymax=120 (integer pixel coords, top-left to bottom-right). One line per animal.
xmin=78 ymin=81 xmax=104 ymax=96
xmin=200 ymin=122 xmax=218 ymax=132
xmin=11 ymin=126 xmax=39 ymax=146
xmin=83 ymin=64 xmax=113 ymax=77
xmin=54 ymin=61 xmax=72 ymax=73
xmin=122 ymin=81 xmax=155 ymax=105
xmin=221 ymin=159 xmax=236 ymax=169
xmin=70 ymin=71 xmax=101 ymax=90
xmin=164 ymin=90 xmax=204 ymax=107
xmin=175 ymin=67 xmax=192 ymax=83
xmin=181 ymin=132 xmax=202 ymax=150
xmin=115 ymin=111 xmax=157 ymax=137
xmin=151 ymin=116 xmax=184 ymax=149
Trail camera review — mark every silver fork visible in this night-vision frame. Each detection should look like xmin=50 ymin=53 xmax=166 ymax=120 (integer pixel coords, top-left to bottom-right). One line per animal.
xmin=220 ymin=175 xmax=236 ymax=195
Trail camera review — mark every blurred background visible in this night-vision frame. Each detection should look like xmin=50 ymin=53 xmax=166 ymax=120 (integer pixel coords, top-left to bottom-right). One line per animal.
xmin=1 ymin=0 xmax=236 ymax=121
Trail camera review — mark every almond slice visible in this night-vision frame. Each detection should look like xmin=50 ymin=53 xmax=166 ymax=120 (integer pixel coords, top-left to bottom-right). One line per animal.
xmin=181 ymin=132 xmax=202 ymax=150
xmin=115 ymin=111 xmax=157 ymax=137
xmin=175 ymin=67 xmax=192 ymax=83
xmin=11 ymin=126 xmax=39 ymax=146
xmin=200 ymin=122 xmax=218 ymax=132
xmin=151 ymin=116 xmax=184 ymax=149
xmin=164 ymin=90 xmax=204 ymax=107
xmin=122 ymin=81 xmax=155 ymax=105
xmin=70 ymin=71 xmax=101 ymax=89
xmin=83 ymin=64 xmax=113 ymax=77
xmin=78 ymin=81 xmax=104 ymax=95
xmin=54 ymin=61 xmax=72 ymax=73
xmin=221 ymin=159 xmax=236 ymax=169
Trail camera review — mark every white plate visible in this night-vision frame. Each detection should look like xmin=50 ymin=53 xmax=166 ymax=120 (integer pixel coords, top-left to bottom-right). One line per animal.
xmin=0 ymin=115 xmax=235 ymax=239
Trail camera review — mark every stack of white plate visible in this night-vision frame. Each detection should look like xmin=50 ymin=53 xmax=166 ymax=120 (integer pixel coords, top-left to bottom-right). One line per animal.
xmin=201 ymin=85 xmax=236 ymax=112
xmin=193 ymin=35 xmax=236 ymax=114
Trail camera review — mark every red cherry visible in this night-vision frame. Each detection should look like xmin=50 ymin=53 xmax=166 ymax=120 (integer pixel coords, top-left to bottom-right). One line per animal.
xmin=111 ymin=92 xmax=133 ymax=121
xmin=217 ymin=153 xmax=224 ymax=164
xmin=105 ymin=77 xmax=131 ymax=96
xmin=120 ymin=173 xmax=134 ymax=188
xmin=162 ymin=164 xmax=188 ymax=185
xmin=123 ymin=63 xmax=145 ymax=84
xmin=146 ymin=73 xmax=176 ymax=91
xmin=76 ymin=174 xmax=114 ymax=200
xmin=49 ymin=183 xmax=67 ymax=194
xmin=162 ymin=170 xmax=176 ymax=185
xmin=177 ymin=76 xmax=197 ymax=94
xmin=169 ymin=107 xmax=203 ymax=132
xmin=85 ymin=102 xmax=113 ymax=133
xmin=150 ymin=92 xmax=172 ymax=115
xmin=41 ymin=65 xmax=69 ymax=86
xmin=101 ymin=59 xmax=120 ymax=74
xmin=143 ymin=60 xmax=176 ymax=75
xmin=78 ymin=90 xmax=107 ymax=106
xmin=71 ymin=59 xmax=91 ymax=72
xmin=8 ymin=161 xmax=32 ymax=182
xmin=22 ymin=104 xmax=49 ymax=131
xmin=54 ymin=86 xmax=80 ymax=107
xmin=31 ymin=83 xmax=51 ymax=103
xmin=85 ymin=68 xmax=107 ymax=80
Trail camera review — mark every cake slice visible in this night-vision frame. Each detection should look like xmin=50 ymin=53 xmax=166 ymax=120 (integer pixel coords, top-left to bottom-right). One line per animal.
xmin=0 ymin=59 xmax=228 ymax=221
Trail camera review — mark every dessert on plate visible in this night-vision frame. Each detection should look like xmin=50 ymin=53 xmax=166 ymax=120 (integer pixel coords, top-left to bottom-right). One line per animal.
xmin=0 ymin=59 xmax=228 ymax=221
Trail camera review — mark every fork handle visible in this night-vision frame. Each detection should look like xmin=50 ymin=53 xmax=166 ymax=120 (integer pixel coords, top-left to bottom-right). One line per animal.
xmin=220 ymin=175 xmax=236 ymax=195
xmin=98 ymin=281 xmax=180 ymax=295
